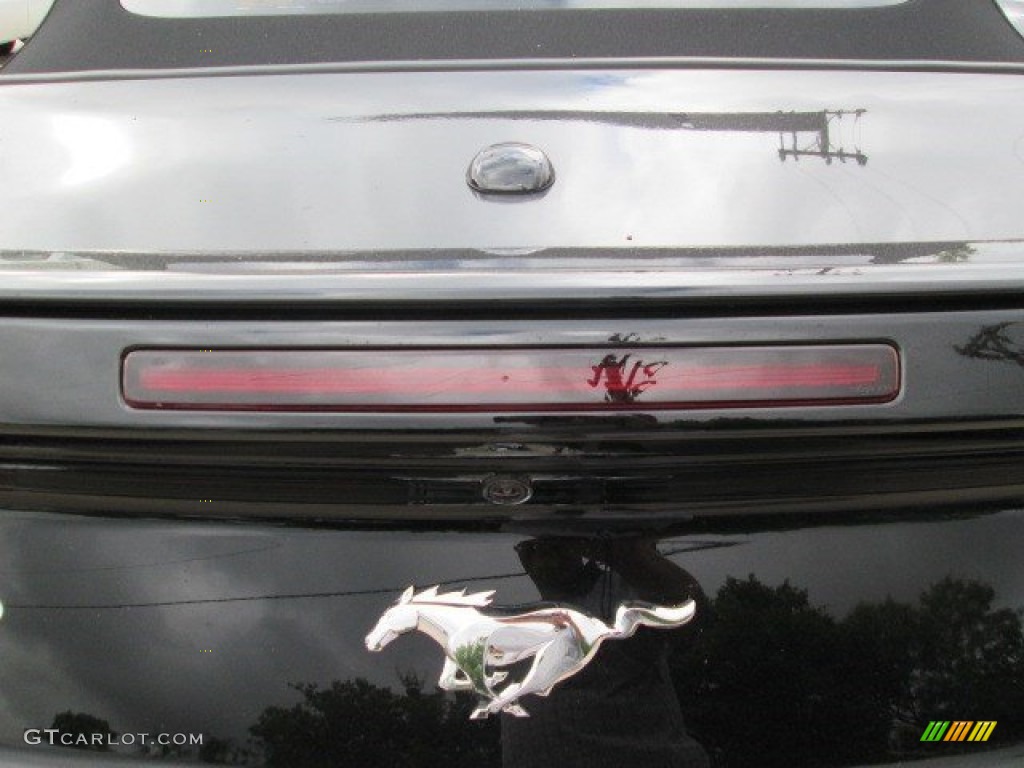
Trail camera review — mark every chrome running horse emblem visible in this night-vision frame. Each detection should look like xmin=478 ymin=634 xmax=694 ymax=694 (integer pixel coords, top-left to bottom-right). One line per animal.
xmin=365 ymin=586 xmax=696 ymax=719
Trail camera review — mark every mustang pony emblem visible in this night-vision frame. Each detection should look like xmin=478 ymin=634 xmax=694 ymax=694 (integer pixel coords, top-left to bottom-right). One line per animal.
xmin=365 ymin=585 xmax=696 ymax=719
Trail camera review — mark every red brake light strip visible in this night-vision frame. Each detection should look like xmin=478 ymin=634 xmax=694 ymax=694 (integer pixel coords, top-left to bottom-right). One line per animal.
xmin=122 ymin=345 xmax=900 ymax=412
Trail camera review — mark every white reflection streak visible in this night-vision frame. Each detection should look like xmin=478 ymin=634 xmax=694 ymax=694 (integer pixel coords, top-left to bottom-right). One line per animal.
xmin=52 ymin=115 xmax=132 ymax=187
xmin=995 ymin=1 xmax=1024 ymax=35
xmin=120 ymin=0 xmax=909 ymax=17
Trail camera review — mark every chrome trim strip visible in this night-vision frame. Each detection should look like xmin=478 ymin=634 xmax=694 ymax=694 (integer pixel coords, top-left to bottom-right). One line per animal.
xmin=3 ymin=56 xmax=1024 ymax=84
xmin=0 ymin=264 xmax=1022 ymax=304
xmin=121 ymin=0 xmax=910 ymax=18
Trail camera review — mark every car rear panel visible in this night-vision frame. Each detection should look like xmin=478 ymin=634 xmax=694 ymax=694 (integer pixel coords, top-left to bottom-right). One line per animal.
xmin=1 ymin=55 xmax=1023 ymax=768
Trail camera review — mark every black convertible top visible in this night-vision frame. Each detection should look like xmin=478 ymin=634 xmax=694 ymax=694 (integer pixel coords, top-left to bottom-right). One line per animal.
xmin=5 ymin=0 xmax=1024 ymax=73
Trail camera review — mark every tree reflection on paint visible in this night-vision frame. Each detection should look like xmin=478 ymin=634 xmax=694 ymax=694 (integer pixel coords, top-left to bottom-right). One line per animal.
xmin=671 ymin=575 xmax=1024 ymax=767
xmin=248 ymin=676 xmax=498 ymax=768
xmin=42 ymin=576 xmax=1023 ymax=766
xmin=956 ymin=322 xmax=1024 ymax=368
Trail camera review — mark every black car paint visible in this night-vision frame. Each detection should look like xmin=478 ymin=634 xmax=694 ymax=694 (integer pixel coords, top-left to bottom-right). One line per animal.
xmin=0 ymin=296 xmax=1020 ymax=766
xmin=3 ymin=69 xmax=1024 ymax=252
xmin=1 ymin=510 xmax=1023 ymax=767
xmin=1 ymin=3 xmax=1023 ymax=767
xmin=0 ymin=309 xmax=1023 ymax=521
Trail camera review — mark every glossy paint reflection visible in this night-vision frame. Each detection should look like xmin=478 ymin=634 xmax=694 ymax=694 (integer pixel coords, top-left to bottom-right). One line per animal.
xmin=0 ymin=510 xmax=1023 ymax=765
xmin=956 ymin=321 xmax=1024 ymax=368
xmin=2 ymin=69 xmax=1024 ymax=251
xmin=502 ymin=538 xmax=709 ymax=766
xmin=50 ymin=114 xmax=133 ymax=187
xmin=368 ymin=106 xmax=869 ymax=165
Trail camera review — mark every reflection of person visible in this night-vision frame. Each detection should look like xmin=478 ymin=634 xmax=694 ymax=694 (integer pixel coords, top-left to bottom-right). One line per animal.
xmin=502 ymin=537 xmax=710 ymax=768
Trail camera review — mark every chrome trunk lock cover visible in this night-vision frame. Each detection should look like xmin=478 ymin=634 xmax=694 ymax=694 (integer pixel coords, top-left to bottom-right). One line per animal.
xmin=467 ymin=143 xmax=555 ymax=195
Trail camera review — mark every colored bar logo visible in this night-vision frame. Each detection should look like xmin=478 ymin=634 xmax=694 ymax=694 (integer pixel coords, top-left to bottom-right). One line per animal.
xmin=920 ymin=721 xmax=996 ymax=742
